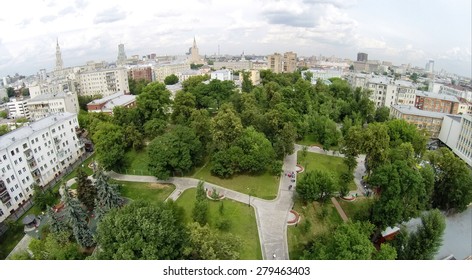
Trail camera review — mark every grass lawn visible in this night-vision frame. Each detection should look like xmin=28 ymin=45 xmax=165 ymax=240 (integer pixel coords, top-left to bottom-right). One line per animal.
xmin=287 ymin=199 xmax=343 ymax=260
xmin=114 ymin=180 xmax=175 ymax=203
xmin=192 ymin=163 xmax=279 ymax=200
xmin=297 ymin=151 xmax=357 ymax=191
xmin=176 ymin=188 xmax=262 ymax=260
xmin=337 ymin=197 xmax=374 ymax=222
xmin=120 ymin=149 xmax=151 ymax=175
xmin=63 ymin=155 xmax=96 ymax=182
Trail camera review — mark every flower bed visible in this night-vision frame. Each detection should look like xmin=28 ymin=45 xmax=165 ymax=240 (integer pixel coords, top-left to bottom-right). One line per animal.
xmin=207 ymin=190 xmax=225 ymax=200
xmin=340 ymin=195 xmax=356 ymax=201
xmin=295 ymin=164 xmax=304 ymax=173
xmin=287 ymin=210 xmax=300 ymax=225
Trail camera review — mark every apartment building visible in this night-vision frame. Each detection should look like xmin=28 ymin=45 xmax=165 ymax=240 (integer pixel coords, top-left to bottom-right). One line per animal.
xmin=78 ymin=68 xmax=129 ymax=97
xmin=414 ymin=90 xmax=459 ymax=114
xmin=267 ymin=52 xmax=298 ymax=74
xmin=267 ymin=53 xmax=283 ymax=74
xmin=283 ymin=52 xmax=297 ymax=73
xmin=367 ymin=76 xmax=397 ymax=108
xmin=302 ymin=68 xmax=343 ymax=84
xmin=239 ymin=69 xmax=261 ymax=86
xmin=439 ymin=114 xmax=472 ymax=167
xmin=6 ymin=99 xmax=30 ymax=119
xmin=439 ymin=84 xmax=472 ymax=102
xmin=27 ymin=92 xmax=79 ymax=121
xmin=0 ymin=112 xmax=84 ymax=222
xmin=153 ymin=62 xmax=190 ymax=83
xmin=394 ymin=80 xmax=416 ymax=106
xmin=390 ymin=104 xmax=448 ymax=138
xmin=129 ymin=67 xmax=153 ymax=82
xmin=211 ymin=69 xmax=233 ymax=81
xmin=213 ymin=60 xmax=253 ymax=71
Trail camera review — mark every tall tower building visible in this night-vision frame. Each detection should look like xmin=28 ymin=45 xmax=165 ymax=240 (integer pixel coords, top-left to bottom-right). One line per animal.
xmin=188 ymin=37 xmax=202 ymax=64
xmin=117 ymin=43 xmax=127 ymax=66
xmin=425 ymin=59 xmax=435 ymax=73
xmin=357 ymin=52 xmax=368 ymax=62
xmin=55 ymin=39 xmax=63 ymax=71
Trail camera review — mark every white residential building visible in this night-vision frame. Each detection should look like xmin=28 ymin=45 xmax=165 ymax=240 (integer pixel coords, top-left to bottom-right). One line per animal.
xmin=6 ymin=99 xmax=30 ymax=119
xmin=439 ymin=114 xmax=472 ymax=167
xmin=211 ymin=69 xmax=233 ymax=81
xmin=87 ymin=92 xmax=136 ymax=114
xmin=395 ymin=80 xmax=417 ymax=106
xmin=0 ymin=112 xmax=84 ymax=222
xmin=78 ymin=67 xmax=129 ymax=97
xmin=213 ymin=60 xmax=253 ymax=71
xmin=153 ymin=62 xmax=190 ymax=83
xmin=439 ymin=84 xmax=472 ymax=102
xmin=302 ymin=68 xmax=343 ymax=84
xmin=27 ymin=92 xmax=79 ymax=121
xmin=367 ymin=76 xmax=397 ymax=108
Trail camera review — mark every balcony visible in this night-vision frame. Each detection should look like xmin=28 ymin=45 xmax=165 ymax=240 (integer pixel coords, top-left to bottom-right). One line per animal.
xmin=54 ymin=137 xmax=61 ymax=144
xmin=78 ymin=140 xmax=85 ymax=148
xmin=0 ymin=180 xmax=6 ymax=193
xmin=0 ymin=191 xmax=11 ymax=203
xmin=25 ymin=151 xmax=34 ymax=161
xmin=57 ymin=150 xmax=66 ymax=159
xmin=31 ymin=169 xmax=41 ymax=179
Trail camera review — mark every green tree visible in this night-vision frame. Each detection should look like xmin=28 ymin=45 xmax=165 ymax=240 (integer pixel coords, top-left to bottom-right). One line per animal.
xmin=374 ymin=106 xmax=390 ymax=122
xmin=47 ymin=207 xmax=69 ymax=234
xmin=171 ymin=91 xmax=196 ymax=125
xmin=192 ymin=181 xmax=208 ymax=226
xmin=94 ymin=169 xmax=123 ymax=220
xmin=369 ymin=160 xmax=429 ymax=230
xmin=190 ymin=109 xmax=212 ymax=150
xmin=296 ymin=170 xmax=337 ymax=203
xmin=29 ymin=230 xmax=84 ymax=260
xmin=92 ymin=122 xmax=125 ymax=170
xmin=128 ymin=78 xmax=150 ymax=95
xmin=6 ymin=87 xmax=15 ymax=97
xmin=386 ymin=119 xmax=427 ymax=156
xmin=61 ymin=186 xmax=95 ymax=248
xmin=123 ymin=124 xmax=144 ymax=151
xmin=143 ymin=118 xmax=167 ymax=139
xmin=32 ymin=185 xmax=57 ymax=211
xmin=148 ymin=125 xmax=202 ymax=179
xmin=427 ymin=148 xmax=472 ymax=212
xmin=395 ymin=209 xmax=446 ymax=260
xmin=235 ymin=127 xmax=275 ymax=173
xmin=0 ymin=111 xmax=7 ymax=119
xmin=302 ymin=221 xmax=394 ymax=260
xmin=211 ymin=104 xmax=243 ymax=150
xmin=76 ymin=168 xmax=96 ymax=211
xmin=164 ymin=74 xmax=179 ymax=85
xmin=137 ymin=82 xmax=172 ymax=122
xmin=241 ymin=71 xmax=253 ymax=93
xmin=363 ymin=123 xmax=390 ymax=173
xmin=185 ymin=222 xmax=241 ymax=260
xmin=94 ymin=201 xmax=188 ymax=260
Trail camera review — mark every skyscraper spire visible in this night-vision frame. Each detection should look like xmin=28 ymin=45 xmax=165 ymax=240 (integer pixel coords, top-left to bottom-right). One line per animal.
xmin=193 ymin=36 xmax=197 ymax=48
xmin=55 ymin=38 xmax=63 ymax=71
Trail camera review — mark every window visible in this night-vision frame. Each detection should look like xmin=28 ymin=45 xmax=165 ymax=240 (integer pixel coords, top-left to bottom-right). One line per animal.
xmin=26 ymin=187 xmax=29 ymax=192
xmin=3 ymin=155 xmax=6 ymax=160
xmin=14 ymin=160 xmax=18 ymax=165
xmin=0 ymin=209 xmax=4 ymax=217
xmin=19 ymin=193 xmax=23 ymax=198
xmin=10 ymin=187 xmax=14 ymax=192
xmin=22 ymin=179 xmax=25 ymax=184
xmin=23 ymin=143 xmax=28 ymax=149
xmin=19 ymin=158 xmax=22 ymax=162
xmin=18 ymin=170 xmax=22 ymax=175
xmin=5 ymin=202 xmax=11 ymax=208
xmin=15 ymin=148 xmax=19 ymax=153
xmin=15 ymin=184 xmax=18 ymax=189
xmin=6 ymin=178 xmax=10 ymax=184
xmin=14 ymin=196 xmax=18 ymax=202
xmin=11 ymin=151 xmax=14 ymax=156
xmin=26 ymin=176 xmax=30 ymax=181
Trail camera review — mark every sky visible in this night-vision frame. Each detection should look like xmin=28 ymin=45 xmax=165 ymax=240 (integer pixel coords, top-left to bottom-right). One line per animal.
xmin=0 ymin=0 xmax=470 ymax=78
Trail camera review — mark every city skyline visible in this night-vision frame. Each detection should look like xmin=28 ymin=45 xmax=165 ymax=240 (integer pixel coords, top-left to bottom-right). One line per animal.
xmin=0 ymin=0 xmax=470 ymax=78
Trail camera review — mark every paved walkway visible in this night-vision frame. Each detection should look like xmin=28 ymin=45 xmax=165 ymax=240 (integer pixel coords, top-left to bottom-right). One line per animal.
xmin=330 ymin=197 xmax=349 ymax=222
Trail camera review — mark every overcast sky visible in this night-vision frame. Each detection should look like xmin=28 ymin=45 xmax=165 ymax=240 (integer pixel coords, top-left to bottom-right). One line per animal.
xmin=0 ymin=0 xmax=470 ymax=78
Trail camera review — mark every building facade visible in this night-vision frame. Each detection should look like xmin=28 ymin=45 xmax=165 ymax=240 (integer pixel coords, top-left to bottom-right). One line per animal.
xmin=367 ymin=76 xmax=397 ymax=108
xmin=283 ymin=52 xmax=297 ymax=73
xmin=0 ymin=113 xmax=84 ymax=223
xmin=188 ymin=37 xmax=202 ymax=64
xmin=211 ymin=69 xmax=233 ymax=81
xmin=153 ymin=63 xmax=190 ymax=83
xmin=239 ymin=69 xmax=261 ymax=86
xmin=129 ymin=67 xmax=153 ymax=82
xmin=27 ymin=92 xmax=79 ymax=121
xmin=414 ymin=90 xmax=459 ymax=114
xmin=6 ymin=99 xmax=30 ymax=119
xmin=390 ymin=104 xmax=447 ymax=138
xmin=267 ymin=53 xmax=283 ymax=74
xmin=357 ymin=52 xmax=368 ymax=62
xmin=439 ymin=114 xmax=472 ymax=167
xmin=78 ymin=68 xmax=129 ymax=96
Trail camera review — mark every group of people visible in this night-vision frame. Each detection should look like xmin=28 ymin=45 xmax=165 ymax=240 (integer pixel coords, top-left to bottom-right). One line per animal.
xmin=286 ymin=171 xmax=296 ymax=190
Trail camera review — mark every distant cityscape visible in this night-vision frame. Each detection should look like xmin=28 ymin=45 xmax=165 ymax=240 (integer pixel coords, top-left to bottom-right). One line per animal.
xmin=1 ymin=37 xmax=472 ymax=225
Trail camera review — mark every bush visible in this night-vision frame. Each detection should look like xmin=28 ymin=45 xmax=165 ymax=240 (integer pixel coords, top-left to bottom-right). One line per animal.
xmin=215 ymin=218 xmax=231 ymax=232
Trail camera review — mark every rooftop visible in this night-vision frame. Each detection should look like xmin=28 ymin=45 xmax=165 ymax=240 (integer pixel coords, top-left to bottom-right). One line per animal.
xmin=87 ymin=92 xmax=124 ymax=105
xmin=415 ymin=90 xmax=459 ymax=102
xmin=0 ymin=112 xmax=76 ymax=150
xmin=28 ymin=92 xmax=75 ymax=102
xmin=391 ymin=104 xmax=451 ymax=119
xmin=102 ymin=95 xmax=136 ymax=111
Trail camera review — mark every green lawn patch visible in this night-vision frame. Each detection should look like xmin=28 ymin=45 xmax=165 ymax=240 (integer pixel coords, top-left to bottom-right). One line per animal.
xmin=192 ymin=163 xmax=278 ymax=200
xmin=120 ymin=149 xmax=151 ymax=175
xmin=113 ymin=180 xmax=175 ymax=203
xmin=287 ymin=199 xmax=343 ymax=260
xmin=176 ymin=188 xmax=262 ymax=260
xmin=296 ymin=136 xmax=338 ymax=151
xmin=63 ymin=155 xmax=96 ymax=182
xmin=297 ymin=151 xmax=356 ymax=191
xmin=337 ymin=197 xmax=374 ymax=222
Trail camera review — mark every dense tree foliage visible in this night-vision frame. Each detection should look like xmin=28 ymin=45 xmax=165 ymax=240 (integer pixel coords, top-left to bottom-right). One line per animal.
xmin=94 ymin=169 xmax=124 ymax=220
xmin=427 ymin=148 xmax=472 ymax=212
xmin=92 ymin=122 xmax=125 ymax=170
xmin=94 ymin=201 xmax=188 ymax=260
xmin=29 ymin=229 xmax=84 ymax=260
xmin=76 ymin=168 xmax=96 ymax=211
xmin=136 ymin=82 xmax=172 ymax=122
xmin=296 ymin=170 xmax=337 ymax=203
xmin=192 ymin=181 xmax=208 ymax=226
xmin=128 ymin=78 xmax=150 ymax=95
xmin=148 ymin=125 xmax=203 ymax=179
xmin=164 ymin=74 xmax=179 ymax=85
xmin=32 ymin=185 xmax=57 ymax=211
xmin=393 ymin=209 xmax=445 ymax=260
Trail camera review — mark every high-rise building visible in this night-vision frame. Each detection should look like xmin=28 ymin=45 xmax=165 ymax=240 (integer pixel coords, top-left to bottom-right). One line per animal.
xmin=0 ymin=112 xmax=85 ymax=223
xmin=27 ymin=92 xmax=80 ymax=121
xmin=188 ymin=37 xmax=202 ymax=64
xmin=357 ymin=52 xmax=368 ymax=62
xmin=425 ymin=59 xmax=434 ymax=73
xmin=283 ymin=51 xmax=297 ymax=73
xmin=117 ymin=44 xmax=127 ymax=66
xmin=55 ymin=39 xmax=63 ymax=71
xmin=78 ymin=68 xmax=129 ymax=96
xmin=267 ymin=53 xmax=283 ymax=73
xmin=129 ymin=67 xmax=153 ymax=82
xmin=439 ymin=114 xmax=472 ymax=167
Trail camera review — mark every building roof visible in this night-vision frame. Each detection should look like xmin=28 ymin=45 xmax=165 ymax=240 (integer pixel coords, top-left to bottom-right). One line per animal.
xmin=415 ymin=90 xmax=459 ymax=102
xmin=394 ymin=80 xmax=415 ymax=88
xmin=391 ymin=104 xmax=451 ymax=119
xmin=28 ymin=92 xmax=73 ymax=102
xmin=0 ymin=112 xmax=76 ymax=150
xmin=102 ymin=95 xmax=136 ymax=111
xmin=87 ymin=92 xmax=124 ymax=106
xmin=212 ymin=69 xmax=232 ymax=74
xmin=368 ymin=76 xmax=392 ymax=84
